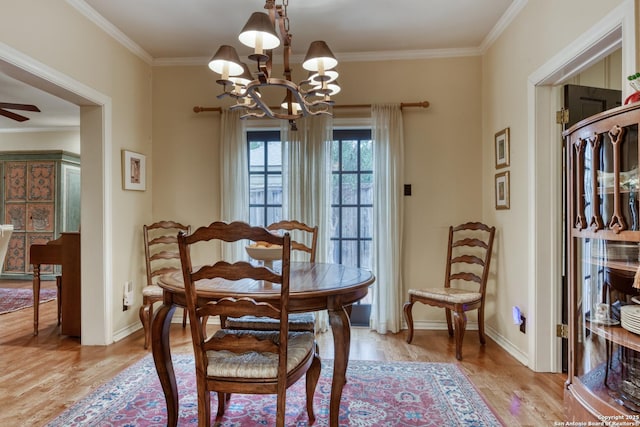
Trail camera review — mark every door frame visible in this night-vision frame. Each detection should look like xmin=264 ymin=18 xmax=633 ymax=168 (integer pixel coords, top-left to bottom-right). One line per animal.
xmin=0 ymin=42 xmax=114 ymax=345
xmin=527 ymin=0 xmax=635 ymax=372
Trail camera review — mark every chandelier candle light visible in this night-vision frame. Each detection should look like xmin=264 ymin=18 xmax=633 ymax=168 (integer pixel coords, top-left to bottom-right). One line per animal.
xmin=208 ymin=0 xmax=340 ymax=130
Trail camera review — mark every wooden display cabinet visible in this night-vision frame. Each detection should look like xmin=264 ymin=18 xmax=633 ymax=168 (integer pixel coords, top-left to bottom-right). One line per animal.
xmin=0 ymin=151 xmax=80 ymax=279
xmin=565 ymin=101 xmax=640 ymax=423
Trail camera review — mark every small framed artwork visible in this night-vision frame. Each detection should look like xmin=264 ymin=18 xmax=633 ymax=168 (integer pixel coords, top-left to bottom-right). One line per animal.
xmin=495 ymin=171 xmax=510 ymax=210
xmin=122 ymin=150 xmax=146 ymax=191
xmin=494 ymin=127 xmax=510 ymax=169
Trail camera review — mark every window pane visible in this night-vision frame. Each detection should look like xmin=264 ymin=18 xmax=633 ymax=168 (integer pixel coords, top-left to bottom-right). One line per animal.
xmin=360 ymin=173 xmax=373 ymax=204
xmin=360 ymin=207 xmax=373 ymax=238
xmin=250 ymin=207 xmax=264 ymax=226
xmin=249 ymin=175 xmax=265 ymax=204
xmin=330 ymin=207 xmax=340 ymax=238
xmin=341 ymin=174 xmax=357 ymax=204
xmin=360 ymin=240 xmax=372 ymax=270
xmin=266 ymin=174 xmax=282 ymax=204
xmin=342 ymin=140 xmax=358 ymax=171
xmin=360 ymin=139 xmax=373 ymax=171
xmin=267 ymin=140 xmax=282 ymax=172
xmin=331 ymin=174 xmax=340 ymax=204
xmin=249 ymin=141 xmax=265 ymax=172
xmin=341 ymin=207 xmax=358 ymax=238
xmin=267 ymin=207 xmax=281 ymax=225
xmin=341 ymin=240 xmax=358 ymax=267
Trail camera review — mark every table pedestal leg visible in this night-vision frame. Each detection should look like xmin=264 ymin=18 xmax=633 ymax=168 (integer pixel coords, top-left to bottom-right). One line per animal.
xmin=328 ymin=305 xmax=351 ymax=427
xmin=152 ymin=303 xmax=177 ymax=427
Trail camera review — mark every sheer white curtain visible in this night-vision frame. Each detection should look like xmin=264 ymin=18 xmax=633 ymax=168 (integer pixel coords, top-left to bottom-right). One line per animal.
xmin=370 ymin=104 xmax=404 ymax=334
xmin=220 ymin=109 xmax=248 ymax=261
xmin=282 ymin=115 xmax=333 ymax=331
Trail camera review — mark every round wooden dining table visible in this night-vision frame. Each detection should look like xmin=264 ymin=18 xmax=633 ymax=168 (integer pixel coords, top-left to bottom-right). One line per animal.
xmin=151 ymin=261 xmax=375 ymax=427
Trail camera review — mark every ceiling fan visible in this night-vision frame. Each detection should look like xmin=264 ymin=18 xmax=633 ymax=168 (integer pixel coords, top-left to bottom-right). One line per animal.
xmin=0 ymin=102 xmax=41 ymax=122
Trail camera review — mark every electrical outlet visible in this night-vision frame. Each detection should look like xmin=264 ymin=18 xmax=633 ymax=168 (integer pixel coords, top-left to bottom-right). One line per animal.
xmin=519 ymin=315 xmax=526 ymax=333
xmin=123 ymin=281 xmax=133 ymax=311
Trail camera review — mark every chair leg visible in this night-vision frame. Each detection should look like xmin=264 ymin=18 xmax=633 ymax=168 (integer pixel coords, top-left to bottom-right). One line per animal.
xmin=216 ymin=392 xmax=226 ymax=418
xmin=445 ymin=308 xmax=454 ymax=337
xmin=452 ymin=309 xmax=468 ymax=361
xmin=477 ymin=305 xmax=486 ymax=345
xmin=195 ymin=380 xmax=211 ymax=427
xmin=182 ymin=309 xmax=187 ymax=328
xmin=276 ymin=386 xmax=286 ymax=427
xmin=139 ymin=300 xmax=153 ymax=350
xmin=305 ymin=354 xmax=321 ymax=424
xmin=403 ymin=300 xmax=415 ymax=343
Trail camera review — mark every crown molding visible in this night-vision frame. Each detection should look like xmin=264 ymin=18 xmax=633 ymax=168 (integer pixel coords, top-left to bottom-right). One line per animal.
xmin=479 ymin=0 xmax=528 ymax=53
xmin=66 ymin=0 xmax=153 ymax=65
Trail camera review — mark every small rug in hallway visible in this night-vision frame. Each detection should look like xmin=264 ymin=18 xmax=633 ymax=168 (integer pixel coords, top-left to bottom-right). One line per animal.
xmin=46 ymin=354 xmax=503 ymax=427
xmin=0 ymin=287 xmax=56 ymax=315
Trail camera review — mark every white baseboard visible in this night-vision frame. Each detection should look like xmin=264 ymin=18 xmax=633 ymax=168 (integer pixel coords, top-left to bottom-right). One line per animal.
xmin=408 ymin=320 xmax=529 ymax=367
xmin=485 ymin=325 xmax=529 ymax=367
xmin=113 ymin=321 xmax=142 ymax=342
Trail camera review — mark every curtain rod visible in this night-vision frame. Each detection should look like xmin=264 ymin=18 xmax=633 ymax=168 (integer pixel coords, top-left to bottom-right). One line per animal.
xmin=192 ymin=101 xmax=429 ymax=114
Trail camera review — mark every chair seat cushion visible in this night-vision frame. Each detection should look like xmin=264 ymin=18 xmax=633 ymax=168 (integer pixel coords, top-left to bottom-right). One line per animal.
xmin=409 ymin=287 xmax=481 ymax=304
xmin=141 ymin=284 xmax=163 ymax=297
xmin=205 ymin=330 xmax=315 ymax=378
xmin=225 ymin=313 xmax=315 ymax=331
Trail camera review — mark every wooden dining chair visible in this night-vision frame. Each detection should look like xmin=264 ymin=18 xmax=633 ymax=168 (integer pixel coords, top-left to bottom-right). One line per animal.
xmin=223 ymin=219 xmax=318 ymax=332
xmin=178 ymin=221 xmax=321 ymax=427
xmin=403 ymin=222 xmax=496 ymax=361
xmin=140 ymin=220 xmax=190 ymax=349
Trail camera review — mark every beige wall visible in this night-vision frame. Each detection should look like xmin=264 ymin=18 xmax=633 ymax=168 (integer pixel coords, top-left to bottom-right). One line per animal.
xmin=482 ymin=0 xmax=626 ymax=360
xmin=0 ymin=1 xmax=153 ymax=340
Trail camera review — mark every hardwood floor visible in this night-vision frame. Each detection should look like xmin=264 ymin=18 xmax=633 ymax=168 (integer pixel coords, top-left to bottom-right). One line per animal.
xmin=0 ymin=289 xmax=567 ymax=426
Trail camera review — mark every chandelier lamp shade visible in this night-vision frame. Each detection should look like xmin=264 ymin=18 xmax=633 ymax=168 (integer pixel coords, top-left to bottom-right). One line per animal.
xmin=208 ymin=0 xmax=340 ymax=130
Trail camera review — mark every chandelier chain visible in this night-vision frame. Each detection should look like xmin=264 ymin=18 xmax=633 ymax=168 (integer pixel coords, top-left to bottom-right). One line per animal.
xmin=283 ymin=0 xmax=290 ymax=34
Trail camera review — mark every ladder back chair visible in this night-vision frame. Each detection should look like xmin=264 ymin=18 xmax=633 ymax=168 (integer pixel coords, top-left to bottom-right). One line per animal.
xmin=178 ymin=221 xmax=321 ymax=427
xmin=403 ymin=222 xmax=496 ymax=360
xmin=224 ymin=219 xmax=318 ymax=332
xmin=140 ymin=220 xmax=190 ymax=349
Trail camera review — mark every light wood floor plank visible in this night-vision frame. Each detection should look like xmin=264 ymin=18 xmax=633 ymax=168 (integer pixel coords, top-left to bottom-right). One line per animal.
xmin=0 ymin=283 xmax=566 ymax=426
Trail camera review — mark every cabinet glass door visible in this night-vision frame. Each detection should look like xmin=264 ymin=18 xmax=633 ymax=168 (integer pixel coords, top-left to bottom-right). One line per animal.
xmin=575 ymin=237 xmax=640 ymax=411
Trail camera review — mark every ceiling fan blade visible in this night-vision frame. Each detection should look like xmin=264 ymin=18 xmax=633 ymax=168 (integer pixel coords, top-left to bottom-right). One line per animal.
xmin=0 ymin=108 xmax=30 ymax=122
xmin=0 ymin=102 xmax=40 ymax=112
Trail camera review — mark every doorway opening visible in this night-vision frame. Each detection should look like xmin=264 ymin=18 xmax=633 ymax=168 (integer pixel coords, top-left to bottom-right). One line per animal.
xmin=0 ymin=45 xmax=113 ymax=345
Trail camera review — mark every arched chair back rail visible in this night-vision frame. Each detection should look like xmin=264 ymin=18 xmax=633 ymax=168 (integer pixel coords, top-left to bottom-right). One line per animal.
xmin=178 ymin=221 xmax=321 ymax=427
xmin=140 ymin=220 xmax=191 ymax=349
xmin=223 ymin=219 xmax=319 ymax=332
xmin=403 ymin=222 xmax=496 ymax=360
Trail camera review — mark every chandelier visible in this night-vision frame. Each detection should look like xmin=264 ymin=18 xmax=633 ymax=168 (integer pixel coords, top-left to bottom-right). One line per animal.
xmin=208 ymin=0 xmax=340 ymax=130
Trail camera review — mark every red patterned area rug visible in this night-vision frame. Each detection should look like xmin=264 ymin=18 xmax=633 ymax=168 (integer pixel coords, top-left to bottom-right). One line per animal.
xmin=0 ymin=287 xmax=57 ymax=315
xmin=46 ymin=354 xmax=504 ymax=426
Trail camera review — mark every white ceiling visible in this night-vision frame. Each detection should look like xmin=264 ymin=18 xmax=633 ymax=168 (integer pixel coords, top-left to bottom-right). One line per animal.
xmin=0 ymin=0 xmax=516 ymax=132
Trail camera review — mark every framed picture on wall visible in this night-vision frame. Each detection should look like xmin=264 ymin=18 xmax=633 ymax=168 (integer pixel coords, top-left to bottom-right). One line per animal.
xmin=495 ymin=171 xmax=510 ymax=210
xmin=122 ymin=150 xmax=146 ymax=191
xmin=494 ymin=127 xmax=510 ymax=168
